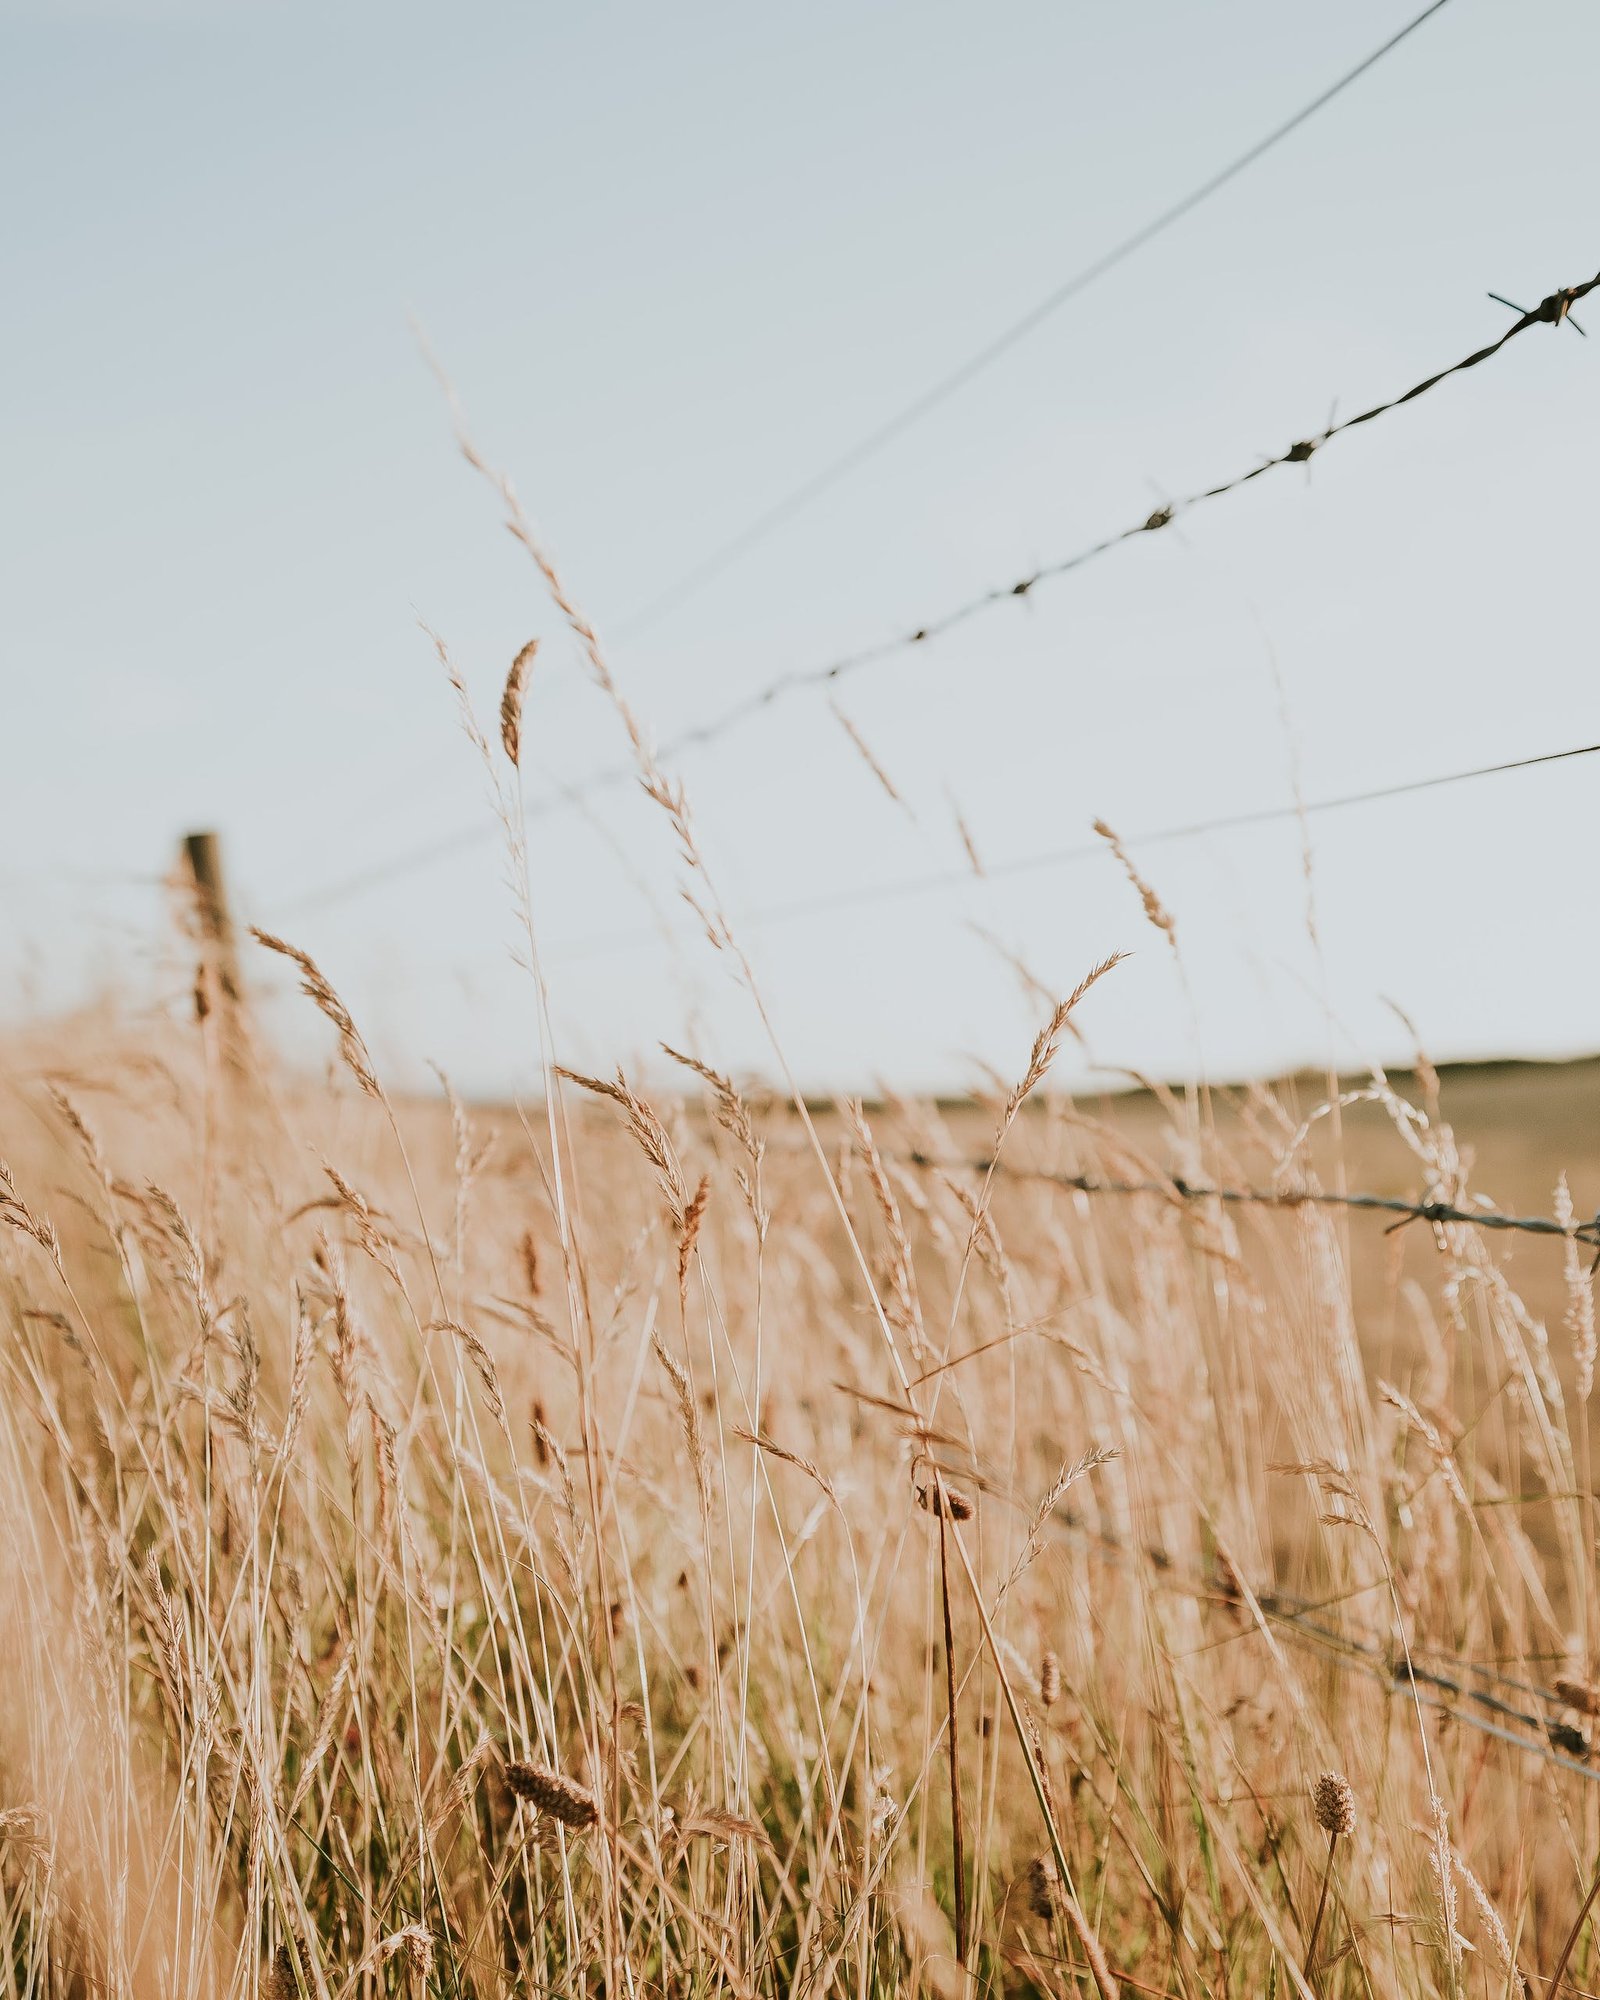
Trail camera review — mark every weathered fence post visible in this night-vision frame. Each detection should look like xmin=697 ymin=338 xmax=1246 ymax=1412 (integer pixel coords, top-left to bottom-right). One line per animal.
xmin=182 ymin=828 xmax=242 ymax=1012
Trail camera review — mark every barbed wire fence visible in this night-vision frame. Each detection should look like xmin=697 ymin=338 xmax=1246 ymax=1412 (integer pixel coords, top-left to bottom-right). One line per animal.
xmin=612 ymin=0 xmax=1458 ymax=636
xmin=878 ymin=1156 xmax=1600 ymax=1781
xmin=846 ymin=1119 xmax=1600 ymax=1784
xmin=862 ymin=1340 xmax=1600 ymax=1780
xmin=1039 ymin=1512 xmax=1600 ymax=1784
xmin=615 ymin=276 xmax=1600 ymax=781
xmin=284 ymin=262 xmax=1600 ymax=917
xmin=44 ymin=258 xmax=1600 ymax=1294
xmin=905 ymin=1148 xmax=1600 ymax=1257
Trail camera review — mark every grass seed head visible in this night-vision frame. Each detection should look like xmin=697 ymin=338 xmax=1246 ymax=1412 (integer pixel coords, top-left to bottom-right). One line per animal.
xmin=915 ymin=1479 xmax=974 ymax=1522
xmin=504 ymin=1762 xmax=599 ymax=1829
xmin=1313 ymin=1770 xmax=1357 ymax=1838
xmin=500 ymin=637 xmax=538 ymax=767
xmin=264 ymin=1944 xmax=298 ymax=2000
xmin=1027 ymin=1854 xmax=1061 ymax=1921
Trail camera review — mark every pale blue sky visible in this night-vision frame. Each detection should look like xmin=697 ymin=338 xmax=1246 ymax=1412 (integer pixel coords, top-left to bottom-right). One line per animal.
xmin=5 ymin=0 xmax=1599 ymax=1094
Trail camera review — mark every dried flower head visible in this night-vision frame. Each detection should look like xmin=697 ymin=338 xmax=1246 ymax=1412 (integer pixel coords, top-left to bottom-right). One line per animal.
xmin=0 ymin=1160 xmax=61 ymax=1263
xmin=915 ymin=1479 xmax=974 ymax=1523
xmin=1313 ymin=1770 xmax=1357 ymax=1838
xmin=1093 ymin=819 xmax=1176 ymax=949
xmin=504 ymin=1761 xmax=598 ymax=1829
xmin=1555 ymin=1676 xmax=1600 ymax=1718
xmin=1027 ymin=1854 xmax=1061 ymax=1921
xmin=381 ymin=1925 xmax=435 ymax=1978
xmin=264 ymin=1944 xmax=298 ymax=2000
xmin=1039 ymin=1649 xmax=1062 ymax=1709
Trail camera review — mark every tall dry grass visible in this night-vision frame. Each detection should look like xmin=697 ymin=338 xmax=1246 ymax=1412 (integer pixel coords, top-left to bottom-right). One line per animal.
xmin=3 ymin=469 xmax=1598 ymax=1999
xmin=5 ymin=911 xmax=1600 ymax=1999
xmin=6 ymin=963 xmax=1600 ymax=2000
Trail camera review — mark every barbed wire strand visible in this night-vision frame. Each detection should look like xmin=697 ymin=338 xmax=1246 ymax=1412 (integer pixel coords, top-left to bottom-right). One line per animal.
xmin=873 ymin=1143 xmax=1600 ymax=1748
xmin=904 ymin=1147 xmax=1600 ymax=1248
xmin=1243 ymin=1608 xmax=1600 ymax=1783
xmin=612 ymin=0 xmax=1457 ymax=636
xmin=907 ymin=1416 xmax=1600 ymax=1777
xmin=986 ymin=1446 xmax=1588 ymax=1709
xmin=891 ymin=1427 xmax=1600 ymax=1780
xmin=627 ymin=269 xmax=1600 ymax=769
xmin=284 ymin=265 xmax=1600 ymax=918
xmin=1055 ymin=1524 xmax=1600 ymax=1783
xmin=859 ymin=1404 xmax=1600 ymax=1779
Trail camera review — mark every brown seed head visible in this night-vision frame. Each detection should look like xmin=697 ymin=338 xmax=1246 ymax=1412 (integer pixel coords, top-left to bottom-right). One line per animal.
xmin=1313 ymin=1770 xmax=1356 ymax=1838
xmin=1039 ymin=1649 xmax=1062 ymax=1709
xmin=387 ymin=1926 xmax=434 ymax=1978
xmin=915 ymin=1480 xmax=974 ymax=1523
xmin=249 ymin=929 xmax=381 ymax=1099
xmin=677 ymin=1173 xmax=711 ymax=1304
xmin=519 ymin=1228 xmax=542 ymax=1298
xmin=264 ymin=1945 xmax=298 ymax=2000
xmin=504 ymin=1761 xmax=598 ymax=1829
xmin=500 ymin=638 xmax=538 ymax=767
xmin=1027 ymin=1853 xmax=1061 ymax=1921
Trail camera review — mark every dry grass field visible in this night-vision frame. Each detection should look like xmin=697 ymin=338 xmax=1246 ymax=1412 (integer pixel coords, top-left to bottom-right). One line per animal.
xmin=14 ymin=5 xmax=1600 ymax=1988
xmin=2 ymin=506 xmax=1597 ymax=1999
xmin=3 ymin=952 xmax=1600 ymax=2000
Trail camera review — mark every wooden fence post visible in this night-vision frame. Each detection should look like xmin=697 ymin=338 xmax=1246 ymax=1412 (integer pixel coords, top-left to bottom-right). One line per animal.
xmin=182 ymin=829 xmax=242 ymax=1007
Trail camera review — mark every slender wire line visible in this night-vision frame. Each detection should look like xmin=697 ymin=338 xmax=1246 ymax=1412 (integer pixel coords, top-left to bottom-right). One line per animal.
xmin=613 ymin=0 xmax=1458 ymax=637
xmin=279 ymin=261 xmax=1597 ymax=919
xmin=540 ymin=736 xmax=1600 ymax=962
xmin=622 ymin=272 xmax=1598 ymax=780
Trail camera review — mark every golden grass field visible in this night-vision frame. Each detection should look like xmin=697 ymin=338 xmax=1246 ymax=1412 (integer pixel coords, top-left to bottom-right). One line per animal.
xmin=4 ymin=946 xmax=1600 ymax=2000
xmin=3 ymin=513 xmax=1599 ymax=2000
